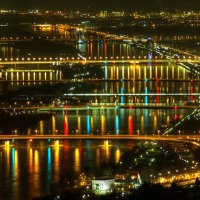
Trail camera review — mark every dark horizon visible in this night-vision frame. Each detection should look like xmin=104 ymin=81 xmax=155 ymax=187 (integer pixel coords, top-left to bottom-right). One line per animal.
xmin=0 ymin=0 xmax=199 ymax=12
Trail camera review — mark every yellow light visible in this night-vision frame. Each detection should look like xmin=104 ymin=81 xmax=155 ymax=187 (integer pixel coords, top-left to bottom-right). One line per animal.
xmin=104 ymin=140 xmax=109 ymax=146
xmin=5 ymin=141 xmax=10 ymax=146
xmin=54 ymin=140 xmax=59 ymax=146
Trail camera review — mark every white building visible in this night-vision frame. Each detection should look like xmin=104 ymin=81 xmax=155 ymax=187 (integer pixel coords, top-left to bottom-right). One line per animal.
xmin=91 ymin=178 xmax=115 ymax=194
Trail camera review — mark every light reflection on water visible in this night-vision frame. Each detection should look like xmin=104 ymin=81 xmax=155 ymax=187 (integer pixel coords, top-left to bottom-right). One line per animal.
xmin=28 ymin=108 xmax=190 ymax=135
xmin=0 ymin=32 xmax=198 ymax=200
xmin=1 ymin=138 xmax=197 ymax=200
xmin=0 ymin=140 xmax=135 ymax=200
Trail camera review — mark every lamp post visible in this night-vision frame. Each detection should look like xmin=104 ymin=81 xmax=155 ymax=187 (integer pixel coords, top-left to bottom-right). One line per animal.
xmin=178 ymin=130 xmax=181 ymax=137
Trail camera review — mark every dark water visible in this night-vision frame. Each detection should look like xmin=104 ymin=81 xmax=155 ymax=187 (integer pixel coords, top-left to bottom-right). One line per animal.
xmin=0 ymin=30 xmax=198 ymax=199
xmin=0 ymin=140 xmax=135 ymax=200
xmin=28 ymin=108 xmax=190 ymax=135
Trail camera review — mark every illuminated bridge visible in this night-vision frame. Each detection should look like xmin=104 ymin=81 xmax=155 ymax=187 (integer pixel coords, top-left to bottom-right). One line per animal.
xmin=0 ymin=134 xmax=200 ymax=144
xmin=0 ymin=58 xmax=200 ymax=65
xmin=1 ymin=78 xmax=200 ymax=83
xmin=62 ymin=93 xmax=200 ymax=97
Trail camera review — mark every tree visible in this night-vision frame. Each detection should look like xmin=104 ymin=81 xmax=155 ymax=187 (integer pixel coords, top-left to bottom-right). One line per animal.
xmin=195 ymin=177 xmax=200 ymax=187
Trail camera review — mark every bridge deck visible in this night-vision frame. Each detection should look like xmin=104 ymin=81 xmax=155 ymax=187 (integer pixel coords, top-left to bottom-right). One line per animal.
xmin=0 ymin=134 xmax=198 ymax=141
xmin=0 ymin=59 xmax=199 ymax=65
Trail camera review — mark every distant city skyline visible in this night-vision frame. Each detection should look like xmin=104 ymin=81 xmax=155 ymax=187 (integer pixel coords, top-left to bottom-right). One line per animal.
xmin=0 ymin=0 xmax=199 ymax=11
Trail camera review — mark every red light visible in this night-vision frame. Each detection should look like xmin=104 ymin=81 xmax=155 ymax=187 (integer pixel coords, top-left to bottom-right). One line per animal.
xmin=129 ymin=115 xmax=133 ymax=135
xmin=173 ymin=114 xmax=179 ymax=120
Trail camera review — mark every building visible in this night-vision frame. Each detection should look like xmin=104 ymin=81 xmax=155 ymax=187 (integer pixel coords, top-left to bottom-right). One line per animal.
xmin=91 ymin=178 xmax=115 ymax=194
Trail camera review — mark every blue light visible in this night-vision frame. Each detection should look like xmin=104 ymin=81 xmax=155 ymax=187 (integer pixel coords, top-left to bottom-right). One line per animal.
xmin=87 ymin=115 xmax=91 ymax=134
xmin=47 ymin=147 xmax=51 ymax=166
xmin=115 ymin=114 xmax=119 ymax=134
xmin=120 ymin=87 xmax=124 ymax=104
xmin=145 ymin=87 xmax=149 ymax=104
xmin=11 ymin=147 xmax=15 ymax=166
xmin=47 ymin=147 xmax=52 ymax=191
xmin=11 ymin=147 xmax=15 ymax=177
xmin=147 ymin=52 xmax=151 ymax=67
xmin=148 ymin=52 xmax=151 ymax=60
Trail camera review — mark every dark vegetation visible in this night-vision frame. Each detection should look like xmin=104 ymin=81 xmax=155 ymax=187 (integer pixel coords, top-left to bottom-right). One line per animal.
xmin=33 ymin=180 xmax=200 ymax=200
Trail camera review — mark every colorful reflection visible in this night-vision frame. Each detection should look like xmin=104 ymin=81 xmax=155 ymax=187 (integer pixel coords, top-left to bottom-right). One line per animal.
xmin=34 ymin=150 xmax=39 ymax=173
xmin=47 ymin=147 xmax=52 ymax=180
xmin=145 ymin=86 xmax=149 ymax=104
xmin=0 ymin=138 xmax=196 ymax=200
xmin=11 ymin=147 xmax=19 ymax=178
xmin=120 ymin=87 xmax=124 ymax=104
xmin=115 ymin=149 xmax=120 ymax=163
xmin=29 ymin=148 xmax=33 ymax=173
xmin=153 ymin=115 xmax=158 ymax=131
xmin=115 ymin=113 xmax=119 ymax=134
xmin=32 ymin=149 xmax=40 ymax=195
xmin=74 ymin=148 xmax=80 ymax=172
xmin=11 ymin=147 xmax=19 ymax=198
xmin=54 ymin=142 xmax=60 ymax=182
xmin=101 ymin=114 xmax=105 ymax=134
xmin=64 ymin=115 xmax=69 ymax=135
xmin=52 ymin=115 xmax=56 ymax=134
xmin=87 ymin=115 xmax=91 ymax=134
xmin=91 ymin=116 xmax=94 ymax=133
xmin=156 ymin=85 xmax=160 ymax=104
xmin=24 ymin=108 xmax=190 ymax=135
xmin=129 ymin=115 xmax=133 ymax=135
xmin=5 ymin=141 xmax=10 ymax=176
xmin=78 ymin=115 xmax=81 ymax=134
xmin=39 ymin=120 xmax=44 ymax=135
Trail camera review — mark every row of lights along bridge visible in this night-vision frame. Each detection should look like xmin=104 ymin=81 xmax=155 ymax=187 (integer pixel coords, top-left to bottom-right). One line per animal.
xmin=0 ymin=55 xmax=199 ymax=62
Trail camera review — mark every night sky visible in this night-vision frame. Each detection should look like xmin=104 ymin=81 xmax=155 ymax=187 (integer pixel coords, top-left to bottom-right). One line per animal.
xmin=0 ymin=0 xmax=199 ymax=11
